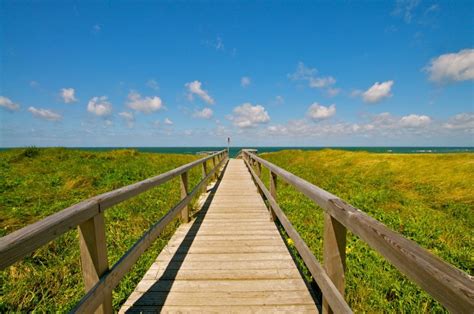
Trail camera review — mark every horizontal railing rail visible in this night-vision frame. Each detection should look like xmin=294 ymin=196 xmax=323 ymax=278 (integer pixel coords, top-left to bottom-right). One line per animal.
xmin=0 ymin=149 xmax=228 ymax=313
xmin=240 ymin=149 xmax=474 ymax=313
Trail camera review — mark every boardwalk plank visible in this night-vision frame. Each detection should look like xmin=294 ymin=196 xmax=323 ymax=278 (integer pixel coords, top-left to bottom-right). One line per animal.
xmin=120 ymin=159 xmax=318 ymax=313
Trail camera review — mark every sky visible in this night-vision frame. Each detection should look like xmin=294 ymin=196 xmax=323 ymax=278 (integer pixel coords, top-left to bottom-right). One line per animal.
xmin=0 ymin=0 xmax=473 ymax=147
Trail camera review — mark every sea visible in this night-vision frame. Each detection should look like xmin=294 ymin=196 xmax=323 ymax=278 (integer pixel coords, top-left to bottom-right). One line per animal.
xmin=18 ymin=146 xmax=472 ymax=158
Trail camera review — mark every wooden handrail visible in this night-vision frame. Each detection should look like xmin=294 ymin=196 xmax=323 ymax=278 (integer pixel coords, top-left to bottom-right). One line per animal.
xmin=72 ymin=155 xmax=228 ymax=313
xmin=0 ymin=150 xmax=226 ymax=270
xmin=242 ymin=149 xmax=474 ymax=313
xmin=0 ymin=150 xmax=228 ymax=314
xmin=243 ymin=157 xmax=352 ymax=313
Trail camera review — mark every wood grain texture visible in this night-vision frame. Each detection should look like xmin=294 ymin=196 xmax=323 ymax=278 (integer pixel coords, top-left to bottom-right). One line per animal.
xmin=120 ymin=159 xmax=318 ymax=313
xmin=0 ymin=150 xmax=226 ymax=270
xmin=244 ymin=150 xmax=474 ymax=313
xmin=78 ymin=213 xmax=112 ymax=314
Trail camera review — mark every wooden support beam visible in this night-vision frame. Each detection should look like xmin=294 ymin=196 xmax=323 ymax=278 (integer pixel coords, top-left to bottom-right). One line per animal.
xmin=269 ymin=171 xmax=278 ymax=221
xmin=78 ymin=212 xmax=112 ymax=314
xmin=323 ymin=213 xmax=347 ymax=314
xmin=202 ymin=161 xmax=207 ymax=180
xmin=180 ymin=172 xmax=189 ymax=223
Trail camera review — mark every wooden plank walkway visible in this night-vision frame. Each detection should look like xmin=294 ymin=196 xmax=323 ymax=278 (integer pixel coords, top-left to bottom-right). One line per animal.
xmin=120 ymin=159 xmax=318 ymax=313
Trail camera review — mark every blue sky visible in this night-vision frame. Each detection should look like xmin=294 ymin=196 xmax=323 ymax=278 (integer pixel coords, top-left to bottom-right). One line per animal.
xmin=1 ymin=0 xmax=473 ymax=147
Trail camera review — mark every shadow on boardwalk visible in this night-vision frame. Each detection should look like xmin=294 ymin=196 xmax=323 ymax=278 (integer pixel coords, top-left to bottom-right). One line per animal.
xmin=124 ymin=163 xmax=228 ymax=313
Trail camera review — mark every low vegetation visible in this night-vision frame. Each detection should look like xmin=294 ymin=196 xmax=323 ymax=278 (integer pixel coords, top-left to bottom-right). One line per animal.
xmin=1 ymin=148 xmax=472 ymax=312
xmin=0 ymin=148 xmax=202 ymax=312
xmin=259 ymin=149 xmax=473 ymax=312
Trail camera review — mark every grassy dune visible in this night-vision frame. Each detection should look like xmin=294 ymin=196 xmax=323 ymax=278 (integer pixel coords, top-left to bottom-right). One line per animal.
xmin=259 ymin=149 xmax=473 ymax=312
xmin=1 ymin=148 xmax=472 ymax=312
xmin=0 ymin=147 xmax=202 ymax=312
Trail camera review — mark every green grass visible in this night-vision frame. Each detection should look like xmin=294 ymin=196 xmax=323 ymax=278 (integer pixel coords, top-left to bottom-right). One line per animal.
xmin=0 ymin=147 xmax=206 ymax=312
xmin=258 ymin=149 xmax=473 ymax=312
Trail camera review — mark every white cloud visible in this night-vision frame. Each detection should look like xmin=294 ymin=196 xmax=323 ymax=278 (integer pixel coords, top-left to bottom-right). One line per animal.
xmin=228 ymin=103 xmax=270 ymax=128
xmin=185 ymin=80 xmax=215 ymax=104
xmin=164 ymin=118 xmax=173 ymax=125
xmin=309 ymin=76 xmax=336 ymax=88
xmin=289 ymin=62 xmax=339 ymax=94
xmin=28 ymin=106 xmax=62 ymax=121
xmin=241 ymin=76 xmax=251 ymax=87
xmin=362 ymin=80 xmax=394 ymax=103
xmin=87 ymin=96 xmax=112 ymax=117
xmin=119 ymin=111 xmax=134 ymax=128
xmin=425 ymin=49 xmax=474 ymax=83
xmin=147 ymin=79 xmax=159 ymax=91
xmin=193 ymin=107 xmax=213 ymax=119
xmin=392 ymin=0 xmax=421 ymax=24
xmin=60 ymin=88 xmax=77 ymax=103
xmin=0 ymin=96 xmax=20 ymax=111
xmin=288 ymin=62 xmax=316 ymax=81
xmin=443 ymin=113 xmax=474 ymax=131
xmin=127 ymin=90 xmax=163 ymax=113
xmin=307 ymin=103 xmax=336 ymax=120
xmin=399 ymin=114 xmax=432 ymax=127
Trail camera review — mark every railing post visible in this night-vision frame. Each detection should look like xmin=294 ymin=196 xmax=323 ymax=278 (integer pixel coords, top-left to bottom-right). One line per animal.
xmin=211 ymin=156 xmax=217 ymax=179
xmin=78 ymin=212 xmax=112 ymax=314
xmin=269 ymin=171 xmax=278 ymax=221
xmin=202 ymin=160 xmax=207 ymax=180
xmin=180 ymin=172 xmax=189 ymax=223
xmin=323 ymin=213 xmax=347 ymax=314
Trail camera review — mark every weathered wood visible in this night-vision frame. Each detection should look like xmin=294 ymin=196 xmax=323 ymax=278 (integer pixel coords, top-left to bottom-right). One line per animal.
xmin=244 ymin=158 xmax=352 ymax=313
xmin=180 ymin=172 xmax=189 ymax=223
xmin=120 ymin=159 xmax=318 ymax=313
xmin=323 ymin=213 xmax=347 ymax=314
xmin=121 ymin=304 xmax=317 ymax=313
xmin=269 ymin=171 xmax=278 ymax=221
xmin=0 ymin=150 xmax=226 ymax=270
xmin=244 ymin=151 xmax=474 ymax=313
xmin=201 ymin=161 xmax=207 ymax=180
xmin=72 ymin=155 xmax=228 ymax=313
xmin=78 ymin=213 xmax=112 ymax=314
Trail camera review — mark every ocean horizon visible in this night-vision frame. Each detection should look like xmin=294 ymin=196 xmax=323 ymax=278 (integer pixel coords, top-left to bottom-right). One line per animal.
xmin=1 ymin=146 xmax=473 ymax=158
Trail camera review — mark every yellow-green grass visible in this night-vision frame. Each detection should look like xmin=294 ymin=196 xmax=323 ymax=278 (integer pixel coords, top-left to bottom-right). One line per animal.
xmin=258 ymin=149 xmax=473 ymax=312
xmin=0 ymin=147 xmax=204 ymax=312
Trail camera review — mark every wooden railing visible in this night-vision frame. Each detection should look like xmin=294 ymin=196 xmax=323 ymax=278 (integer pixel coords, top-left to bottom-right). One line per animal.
xmin=0 ymin=150 xmax=228 ymax=313
xmin=239 ymin=149 xmax=474 ymax=313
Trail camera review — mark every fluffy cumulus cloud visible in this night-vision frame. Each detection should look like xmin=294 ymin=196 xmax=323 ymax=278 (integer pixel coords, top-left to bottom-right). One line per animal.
xmin=307 ymin=103 xmax=336 ymax=120
xmin=399 ymin=114 xmax=432 ymax=127
xmin=87 ymin=96 xmax=112 ymax=117
xmin=228 ymin=103 xmax=270 ymax=128
xmin=443 ymin=113 xmax=474 ymax=132
xmin=193 ymin=107 xmax=213 ymax=119
xmin=425 ymin=49 xmax=474 ymax=83
xmin=28 ymin=106 xmax=62 ymax=121
xmin=0 ymin=96 xmax=20 ymax=111
xmin=241 ymin=76 xmax=251 ymax=87
xmin=362 ymin=80 xmax=394 ymax=103
xmin=119 ymin=111 xmax=134 ymax=128
xmin=264 ymin=112 xmax=438 ymax=139
xmin=185 ymin=80 xmax=215 ymax=104
xmin=127 ymin=90 xmax=163 ymax=113
xmin=164 ymin=118 xmax=173 ymax=125
xmin=60 ymin=88 xmax=77 ymax=103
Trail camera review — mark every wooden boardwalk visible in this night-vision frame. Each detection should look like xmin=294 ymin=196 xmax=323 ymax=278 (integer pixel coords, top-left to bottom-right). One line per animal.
xmin=120 ymin=159 xmax=318 ymax=313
